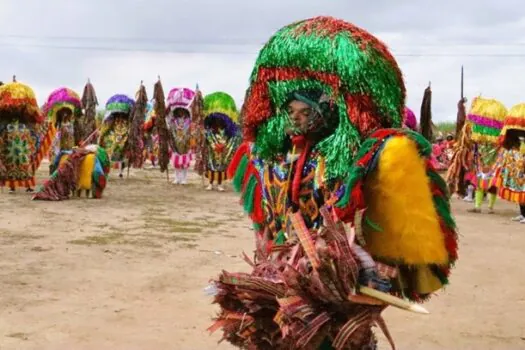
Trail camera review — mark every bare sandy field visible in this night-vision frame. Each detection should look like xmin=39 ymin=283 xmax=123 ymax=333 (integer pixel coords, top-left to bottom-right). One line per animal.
xmin=0 ymin=164 xmax=524 ymax=350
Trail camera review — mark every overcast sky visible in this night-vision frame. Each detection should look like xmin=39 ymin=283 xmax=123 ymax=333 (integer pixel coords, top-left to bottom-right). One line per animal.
xmin=1 ymin=0 xmax=524 ymax=121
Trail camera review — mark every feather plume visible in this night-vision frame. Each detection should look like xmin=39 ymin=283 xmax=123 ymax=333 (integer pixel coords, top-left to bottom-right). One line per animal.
xmin=192 ymin=87 xmax=207 ymax=176
xmin=420 ymin=86 xmax=433 ymax=141
xmin=455 ymin=97 xmax=467 ymax=140
xmin=153 ymin=79 xmax=170 ymax=172
xmin=127 ymin=83 xmax=148 ymax=168
xmin=81 ymin=80 xmax=98 ymax=141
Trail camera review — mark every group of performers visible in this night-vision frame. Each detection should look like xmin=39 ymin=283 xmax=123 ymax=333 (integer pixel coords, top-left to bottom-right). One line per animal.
xmin=447 ymin=97 xmax=525 ymax=224
xmin=0 ymin=79 xmax=241 ymax=199
xmin=0 ymin=15 xmax=523 ymax=349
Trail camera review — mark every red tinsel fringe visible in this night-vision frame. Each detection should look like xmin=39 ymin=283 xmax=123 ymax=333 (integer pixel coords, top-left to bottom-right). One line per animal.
xmin=503 ymin=116 xmax=525 ymax=128
xmin=243 ymin=67 xmax=341 ymax=141
xmin=251 ymin=182 xmax=264 ymax=224
xmin=345 ymin=94 xmax=384 ymax=137
xmin=227 ymin=142 xmax=249 ymax=179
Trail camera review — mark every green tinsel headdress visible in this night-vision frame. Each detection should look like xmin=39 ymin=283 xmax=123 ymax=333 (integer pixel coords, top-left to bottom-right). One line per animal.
xmin=203 ymin=91 xmax=240 ymax=138
xmin=203 ymin=91 xmax=239 ymax=122
xmin=242 ymin=16 xmax=406 ymax=180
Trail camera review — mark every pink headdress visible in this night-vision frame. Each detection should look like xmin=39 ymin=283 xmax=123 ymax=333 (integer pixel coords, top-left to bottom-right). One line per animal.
xmin=166 ymin=87 xmax=196 ymax=116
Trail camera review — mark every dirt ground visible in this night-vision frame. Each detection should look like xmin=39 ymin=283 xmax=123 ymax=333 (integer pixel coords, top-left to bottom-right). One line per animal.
xmin=0 ymin=163 xmax=524 ymax=350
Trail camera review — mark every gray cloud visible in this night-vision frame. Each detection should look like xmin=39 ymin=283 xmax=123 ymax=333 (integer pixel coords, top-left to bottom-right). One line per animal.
xmin=1 ymin=0 xmax=524 ymax=121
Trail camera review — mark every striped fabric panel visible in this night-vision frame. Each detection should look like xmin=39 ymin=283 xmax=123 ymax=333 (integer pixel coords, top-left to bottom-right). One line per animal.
xmin=332 ymin=310 xmax=372 ymax=349
xmin=296 ymin=312 xmax=331 ymax=347
xmin=290 ymin=211 xmax=320 ymax=269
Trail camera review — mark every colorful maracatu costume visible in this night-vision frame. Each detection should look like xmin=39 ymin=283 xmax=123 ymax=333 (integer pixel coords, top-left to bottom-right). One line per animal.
xmin=98 ymin=94 xmax=134 ymax=177
xmin=0 ymin=82 xmax=49 ymax=192
xmin=166 ymin=87 xmax=195 ymax=185
xmin=202 ymin=92 xmax=240 ymax=191
xmin=43 ymin=87 xmax=83 ymax=174
xmin=143 ymin=102 xmax=158 ymax=168
xmin=207 ymin=17 xmax=458 ymax=349
xmin=492 ymin=103 xmax=525 ymax=223
xmin=467 ymin=98 xmax=506 ymax=211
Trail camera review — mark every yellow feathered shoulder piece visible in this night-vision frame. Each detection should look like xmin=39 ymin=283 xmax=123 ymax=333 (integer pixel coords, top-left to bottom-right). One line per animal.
xmin=336 ymin=129 xmax=458 ymax=301
xmin=364 ymin=135 xmax=448 ymax=265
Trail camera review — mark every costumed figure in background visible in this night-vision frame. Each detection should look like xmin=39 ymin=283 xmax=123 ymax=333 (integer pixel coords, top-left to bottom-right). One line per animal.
xmin=202 ymin=92 xmax=240 ymax=191
xmin=98 ymin=94 xmax=135 ymax=178
xmin=0 ymin=81 xmax=49 ymax=193
xmin=430 ymin=134 xmax=448 ymax=170
xmin=453 ymin=97 xmax=506 ymax=210
xmin=444 ymin=134 xmax=456 ymax=163
xmin=33 ymin=143 xmax=110 ymax=201
xmin=403 ymin=107 xmax=418 ymax=131
xmin=43 ymin=87 xmax=83 ymax=174
xmin=207 ymin=17 xmax=458 ymax=349
xmin=143 ymin=101 xmax=159 ymax=168
xmin=166 ymin=87 xmax=195 ymax=185
xmin=491 ymin=103 xmax=525 ymax=223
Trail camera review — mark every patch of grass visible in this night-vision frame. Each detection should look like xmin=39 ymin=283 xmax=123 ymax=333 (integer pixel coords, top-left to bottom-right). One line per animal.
xmin=143 ymin=216 xmax=205 ymax=234
xmin=95 ymin=223 xmax=112 ymax=229
xmin=194 ymin=215 xmax=216 ymax=221
xmin=119 ymin=238 xmax=163 ymax=248
xmin=30 ymin=246 xmax=53 ymax=252
xmin=435 ymin=121 xmax=457 ymax=135
xmin=6 ymin=332 xmax=29 ymax=340
xmin=0 ymin=232 xmax=45 ymax=244
xmin=166 ymin=235 xmax=197 ymax=243
xmin=179 ymin=243 xmax=198 ymax=249
xmin=68 ymin=230 xmax=198 ymax=247
xmin=68 ymin=232 xmax=124 ymax=245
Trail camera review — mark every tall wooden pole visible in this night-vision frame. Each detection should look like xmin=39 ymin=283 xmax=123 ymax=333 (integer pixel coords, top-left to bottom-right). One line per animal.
xmin=460 ymin=65 xmax=464 ymax=100
xmin=456 ymin=65 xmax=467 ymax=197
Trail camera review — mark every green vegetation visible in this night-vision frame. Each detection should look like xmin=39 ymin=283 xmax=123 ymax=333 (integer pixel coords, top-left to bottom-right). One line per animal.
xmin=435 ymin=121 xmax=457 ymax=135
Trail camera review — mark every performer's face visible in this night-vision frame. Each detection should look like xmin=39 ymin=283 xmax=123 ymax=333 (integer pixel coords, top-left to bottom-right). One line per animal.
xmin=286 ymin=100 xmax=312 ymax=135
xmin=58 ymin=108 xmax=72 ymax=122
xmin=174 ymin=108 xmax=189 ymax=119
xmin=212 ymin=119 xmax=225 ymax=132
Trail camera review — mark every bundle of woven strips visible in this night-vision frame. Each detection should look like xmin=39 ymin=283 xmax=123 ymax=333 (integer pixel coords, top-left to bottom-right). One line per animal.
xmin=209 ymin=208 xmax=397 ymax=350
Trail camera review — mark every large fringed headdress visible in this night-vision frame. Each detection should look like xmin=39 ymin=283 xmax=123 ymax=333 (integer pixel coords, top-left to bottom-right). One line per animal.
xmin=242 ymin=16 xmax=405 ymax=180
xmin=104 ymin=94 xmax=135 ymax=122
xmin=203 ymin=91 xmax=239 ymax=138
xmin=166 ymin=87 xmax=196 ymax=116
xmin=500 ymin=103 xmax=525 ymax=142
xmin=43 ymin=87 xmax=82 ymax=124
xmin=466 ymin=97 xmax=507 ymax=144
xmin=0 ymin=81 xmax=43 ymax=123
